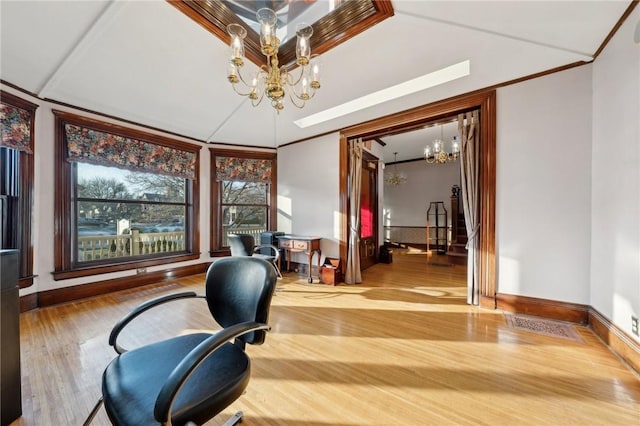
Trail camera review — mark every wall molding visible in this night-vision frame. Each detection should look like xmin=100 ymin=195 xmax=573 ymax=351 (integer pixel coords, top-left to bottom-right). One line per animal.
xmin=21 ymin=262 xmax=210 ymax=311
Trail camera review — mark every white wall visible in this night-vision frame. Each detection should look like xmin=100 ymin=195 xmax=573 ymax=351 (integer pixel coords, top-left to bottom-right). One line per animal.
xmin=277 ymin=133 xmax=341 ymax=264
xmin=591 ymin=7 xmax=640 ymax=342
xmin=496 ymin=65 xmax=593 ymax=304
xmin=383 ymin=159 xmax=460 ymax=231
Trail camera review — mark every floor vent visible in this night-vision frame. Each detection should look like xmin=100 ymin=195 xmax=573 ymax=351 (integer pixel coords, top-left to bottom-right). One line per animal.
xmin=505 ymin=314 xmax=584 ymax=343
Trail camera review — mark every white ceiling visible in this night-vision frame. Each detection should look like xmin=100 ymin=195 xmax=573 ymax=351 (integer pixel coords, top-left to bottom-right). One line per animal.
xmin=0 ymin=1 xmax=631 ymax=160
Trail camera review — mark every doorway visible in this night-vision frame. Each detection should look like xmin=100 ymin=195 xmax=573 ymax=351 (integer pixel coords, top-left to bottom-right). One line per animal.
xmin=339 ymin=91 xmax=496 ymax=308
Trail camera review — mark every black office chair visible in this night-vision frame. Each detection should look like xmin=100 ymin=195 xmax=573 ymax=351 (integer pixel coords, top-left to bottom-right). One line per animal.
xmin=83 ymin=257 xmax=277 ymax=426
xmin=227 ymin=233 xmax=282 ymax=278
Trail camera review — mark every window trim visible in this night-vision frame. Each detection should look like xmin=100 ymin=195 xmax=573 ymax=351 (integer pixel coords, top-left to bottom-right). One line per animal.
xmin=209 ymin=148 xmax=277 ymax=256
xmin=53 ymin=110 xmax=201 ymax=280
xmin=0 ymin=90 xmax=37 ymax=288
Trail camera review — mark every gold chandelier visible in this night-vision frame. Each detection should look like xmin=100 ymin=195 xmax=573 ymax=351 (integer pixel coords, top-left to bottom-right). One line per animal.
xmin=226 ymin=8 xmax=321 ymax=112
xmin=385 ymin=152 xmax=407 ymax=186
xmin=424 ymin=124 xmax=460 ymax=164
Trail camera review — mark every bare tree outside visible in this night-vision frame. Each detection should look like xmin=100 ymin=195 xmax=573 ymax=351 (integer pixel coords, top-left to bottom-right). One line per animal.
xmin=76 ymin=164 xmax=187 ymax=236
xmin=221 ymin=181 xmax=268 ymax=229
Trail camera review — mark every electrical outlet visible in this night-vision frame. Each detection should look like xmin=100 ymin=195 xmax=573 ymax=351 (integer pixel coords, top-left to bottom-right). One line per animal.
xmin=136 ymin=267 xmax=147 ymax=274
xmin=632 ymin=316 xmax=639 ymax=337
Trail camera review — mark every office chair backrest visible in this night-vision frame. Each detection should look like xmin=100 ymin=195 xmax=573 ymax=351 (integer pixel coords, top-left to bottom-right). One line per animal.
xmin=227 ymin=233 xmax=255 ymax=256
xmin=205 ymin=256 xmax=277 ymax=345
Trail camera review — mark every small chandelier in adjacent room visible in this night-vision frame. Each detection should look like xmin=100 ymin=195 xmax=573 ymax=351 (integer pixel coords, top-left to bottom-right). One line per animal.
xmin=424 ymin=124 xmax=460 ymax=164
xmin=385 ymin=152 xmax=407 ymax=186
xmin=226 ymin=8 xmax=321 ymax=112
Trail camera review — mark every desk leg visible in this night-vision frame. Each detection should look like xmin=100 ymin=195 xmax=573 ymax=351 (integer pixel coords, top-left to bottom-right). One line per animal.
xmin=305 ymin=249 xmax=321 ymax=283
xmin=317 ymin=250 xmax=322 ymax=281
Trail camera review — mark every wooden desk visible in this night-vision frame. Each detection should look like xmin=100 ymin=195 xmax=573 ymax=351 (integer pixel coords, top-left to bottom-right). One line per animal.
xmin=277 ymin=235 xmax=322 ymax=283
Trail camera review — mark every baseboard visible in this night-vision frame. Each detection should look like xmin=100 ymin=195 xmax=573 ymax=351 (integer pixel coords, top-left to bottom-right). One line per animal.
xmin=589 ymin=308 xmax=640 ymax=374
xmin=497 ymin=292 xmax=640 ymax=375
xmin=496 ymin=293 xmax=590 ymax=324
xmin=19 ymin=293 xmax=38 ymax=313
xmin=479 ymin=295 xmax=496 ymax=309
xmin=28 ymin=262 xmax=210 ymax=309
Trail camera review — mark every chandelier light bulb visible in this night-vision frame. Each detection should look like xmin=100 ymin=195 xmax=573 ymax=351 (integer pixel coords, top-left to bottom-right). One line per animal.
xmin=257 ymin=8 xmax=278 ymax=55
xmin=226 ymin=24 xmax=247 ymax=67
xmin=296 ymin=24 xmax=313 ymax=65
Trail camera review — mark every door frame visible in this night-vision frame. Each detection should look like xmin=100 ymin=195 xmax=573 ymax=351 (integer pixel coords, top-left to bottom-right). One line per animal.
xmin=339 ymin=90 xmax=496 ymax=308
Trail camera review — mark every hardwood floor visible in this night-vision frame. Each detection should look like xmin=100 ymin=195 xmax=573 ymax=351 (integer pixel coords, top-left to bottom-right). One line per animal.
xmin=13 ymin=253 xmax=640 ymax=425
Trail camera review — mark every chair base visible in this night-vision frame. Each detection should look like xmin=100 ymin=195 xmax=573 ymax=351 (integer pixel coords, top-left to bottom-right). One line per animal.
xmin=85 ymin=399 xmax=244 ymax=426
xmin=222 ymin=410 xmax=244 ymax=426
xmin=83 ymin=397 xmax=103 ymax=426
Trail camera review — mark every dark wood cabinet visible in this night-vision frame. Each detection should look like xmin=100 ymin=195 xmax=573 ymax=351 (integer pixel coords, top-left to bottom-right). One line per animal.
xmin=1 ymin=249 xmax=22 ymax=425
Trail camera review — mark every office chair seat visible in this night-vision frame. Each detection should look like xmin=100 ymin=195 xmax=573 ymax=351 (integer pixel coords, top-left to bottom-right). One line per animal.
xmin=102 ymin=334 xmax=249 ymax=426
xmin=84 ymin=257 xmax=277 ymax=426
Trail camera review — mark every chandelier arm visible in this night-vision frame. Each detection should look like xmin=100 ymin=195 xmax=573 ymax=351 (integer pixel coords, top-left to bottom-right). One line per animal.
xmin=230 ymin=82 xmax=256 ymax=97
xmin=287 ymin=79 xmax=317 ymax=102
xmin=288 ymin=92 xmax=306 ymax=109
xmin=284 ymin=65 xmax=306 ymax=87
xmin=250 ymin=89 xmax=266 ymax=107
xmin=233 ymin=66 xmax=261 ymax=92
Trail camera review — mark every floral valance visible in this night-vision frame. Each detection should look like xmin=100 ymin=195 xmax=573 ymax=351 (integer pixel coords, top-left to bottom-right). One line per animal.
xmin=215 ymin=156 xmax=272 ymax=183
xmin=0 ymin=102 xmax=33 ymax=153
xmin=65 ymin=124 xmax=196 ymax=180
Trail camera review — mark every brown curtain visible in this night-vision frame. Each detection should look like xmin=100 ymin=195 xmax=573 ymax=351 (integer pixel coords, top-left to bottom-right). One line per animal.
xmin=459 ymin=110 xmax=480 ymax=305
xmin=345 ymin=138 xmax=364 ymax=284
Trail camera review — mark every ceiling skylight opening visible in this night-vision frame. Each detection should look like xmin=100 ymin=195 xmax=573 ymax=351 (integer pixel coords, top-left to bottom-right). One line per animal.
xmin=294 ymin=60 xmax=471 ymax=129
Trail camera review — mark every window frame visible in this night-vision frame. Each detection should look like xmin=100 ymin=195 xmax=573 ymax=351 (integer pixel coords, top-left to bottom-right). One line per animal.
xmin=209 ymin=148 xmax=277 ymax=256
xmin=0 ymin=90 xmax=37 ymax=288
xmin=53 ymin=110 xmax=200 ymax=280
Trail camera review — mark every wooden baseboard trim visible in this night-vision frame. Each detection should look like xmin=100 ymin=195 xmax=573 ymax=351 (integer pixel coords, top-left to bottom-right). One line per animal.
xmin=589 ymin=308 xmax=640 ymax=374
xmin=19 ymin=293 xmax=38 ymax=313
xmin=37 ymin=262 xmax=210 ymax=308
xmin=496 ymin=293 xmax=590 ymax=324
xmin=479 ymin=295 xmax=496 ymax=309
xmin=497 ymin=293 xmax=640 ymax=374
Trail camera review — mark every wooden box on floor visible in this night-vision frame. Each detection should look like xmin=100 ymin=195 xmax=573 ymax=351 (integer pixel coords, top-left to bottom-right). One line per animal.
xmin=320 ymin=258 xmax=342 ymax=285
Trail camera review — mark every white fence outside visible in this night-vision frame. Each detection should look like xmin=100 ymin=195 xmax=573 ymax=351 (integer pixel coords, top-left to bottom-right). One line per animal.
xmin=221 ymin=226 xmax=266 ymax=246
xmin=78 ymin=230 xmax=185 ymax=262
xmin=78 ymin=226 xmax=270 ymax=261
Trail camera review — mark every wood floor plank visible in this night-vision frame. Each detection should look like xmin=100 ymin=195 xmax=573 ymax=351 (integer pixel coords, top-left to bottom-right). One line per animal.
xmin=12 ymin=253 xmax=640 ymax=425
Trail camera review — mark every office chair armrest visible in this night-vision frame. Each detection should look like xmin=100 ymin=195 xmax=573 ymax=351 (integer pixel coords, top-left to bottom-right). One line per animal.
xmin=109 ymin=291 xmax=202 ymax=354
xmin=253 ymin=244 xmax=280 ymax=261
xmin=153 ymin=321 xmax=271 ymax=424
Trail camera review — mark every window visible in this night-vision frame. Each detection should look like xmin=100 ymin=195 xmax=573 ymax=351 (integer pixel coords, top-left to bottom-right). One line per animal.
xmin=53 ymin=111 xmax=200 ymax=279
xmin=210 ymin=149 xmax=276 ymax=255
xmin=0 ymin=91 xmax=37 ymax=288
xmin=75 ymin=163 xmax=188 ymax=263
